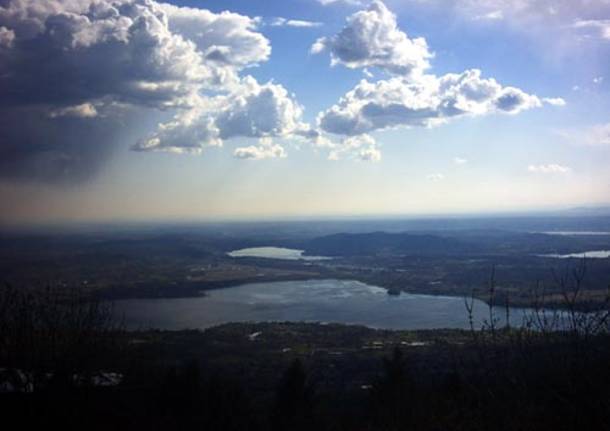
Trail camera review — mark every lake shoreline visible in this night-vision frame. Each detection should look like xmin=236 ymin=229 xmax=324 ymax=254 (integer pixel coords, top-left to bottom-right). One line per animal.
xmin=101 ymin=271 xmax=606 ymax=313
xmin=113 ymin=279 xmax=585 ymax=332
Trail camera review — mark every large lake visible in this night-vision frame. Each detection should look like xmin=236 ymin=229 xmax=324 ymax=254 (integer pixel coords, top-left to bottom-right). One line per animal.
xmin=114 ymin=279 xmax=531 ymax=331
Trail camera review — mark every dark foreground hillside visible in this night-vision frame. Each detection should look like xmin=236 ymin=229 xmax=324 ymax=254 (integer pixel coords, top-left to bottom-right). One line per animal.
xmin=2 ymin=319 xmax=609 ymax=431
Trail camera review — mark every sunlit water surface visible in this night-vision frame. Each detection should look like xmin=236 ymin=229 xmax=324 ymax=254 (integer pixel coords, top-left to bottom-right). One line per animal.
xmin=227 ymin=247 xmax=331 ymax=261
xmin=114 ymin=279 xmax=534 ymax=331
xmin=539 ymin=250 xmax=610 ymax=259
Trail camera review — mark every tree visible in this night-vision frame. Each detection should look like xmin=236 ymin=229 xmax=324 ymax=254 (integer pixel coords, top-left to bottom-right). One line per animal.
xmin=271 ymin=359 xmax=314 ymax=431
xmin=370 ymin=348 xmax=414 ymax=430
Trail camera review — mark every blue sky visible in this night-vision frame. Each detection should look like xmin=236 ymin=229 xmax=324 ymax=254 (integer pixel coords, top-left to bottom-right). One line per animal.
xmin=0 ymin=0 xmax=609 ymax=223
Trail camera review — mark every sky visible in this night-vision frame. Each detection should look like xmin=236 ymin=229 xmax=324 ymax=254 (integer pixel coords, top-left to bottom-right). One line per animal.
xmin=0 ymin=0 xmax=609 ymax=224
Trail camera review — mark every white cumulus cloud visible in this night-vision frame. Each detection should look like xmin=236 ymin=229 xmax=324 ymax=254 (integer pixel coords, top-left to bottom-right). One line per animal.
xmin=160 ymin=3 xmax=271 ymax=70
xmin=49 ymin=103 xmax=98 ymax=119
xmin=233 ymin=137 xmax=287 ymax=160
xmin=313 ymin=1 xmax=563 ymax=149
xmin=133 ymin=76 xmax=308 ymax=154
xmin=542 ymin=97 xmax=566 ymax=106
xmin=0 ymin=26 xmax=14 ymax=48
xmin=572 ymin=19 xmax=610 ymax=41
xmin=473 ymin=10 xmax=504 ymax=21
xmin=318 ymin=69 xmax=545 ymax=136
xmin=311 ymin=0 xmax=432 ymax=77
xmin=427 ymin=173 xmax=445 ymax=181
xmin=328 ymin=134 xmax=381 ymax=162
xmin=528 ymin=164 xmax=571 ymax=174
xmin=269 ymin=17 xmax=322 ymax=28
xmin=317 ymin=0 xmax=364 ymax=6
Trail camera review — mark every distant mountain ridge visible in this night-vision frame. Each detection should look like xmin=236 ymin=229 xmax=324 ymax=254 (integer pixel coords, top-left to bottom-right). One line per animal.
xmin=304 ymin=232 xmax=470 ymax=256
xmin=303 ymin=230 xmax=610 ymax=257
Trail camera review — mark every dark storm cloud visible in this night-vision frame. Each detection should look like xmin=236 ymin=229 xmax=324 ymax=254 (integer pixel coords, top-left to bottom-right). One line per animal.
xmin=0 ymin=0 xmax=307 ymax=181
xmin=0 ymin=106 xmax=122 ymax=183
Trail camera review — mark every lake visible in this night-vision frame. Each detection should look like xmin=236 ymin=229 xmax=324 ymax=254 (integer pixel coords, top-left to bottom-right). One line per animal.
xmin=227 ymin=246 xmax=331 ymax=261
xmin=114 ymin=279 xmax=531 ymax=331
xmin=540 ymin=231 xmax=610 ymax=236
xmin=539 ymin=250 xmax=610 ymax=259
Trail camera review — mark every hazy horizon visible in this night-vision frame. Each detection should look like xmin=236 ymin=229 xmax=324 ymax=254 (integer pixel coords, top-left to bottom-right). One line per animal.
xmin=4 ymin=206 xmax=610 ymax=235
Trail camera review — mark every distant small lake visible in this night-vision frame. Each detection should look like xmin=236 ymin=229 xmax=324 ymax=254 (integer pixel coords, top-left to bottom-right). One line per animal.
xmin=228 ymin=247 xmax=331 ymax=261
xmin=114 ymin=279 xmax=531 ymax=331
xmin=539 ymin=250 xmax=610 ymax=259
xmin=540 ymin=231 xmax=610 ymax=236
